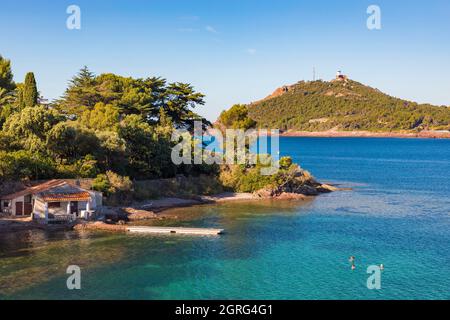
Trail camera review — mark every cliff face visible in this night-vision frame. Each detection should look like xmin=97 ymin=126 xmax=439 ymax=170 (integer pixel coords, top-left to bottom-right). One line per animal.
xmin=245 ymin=79 xmax=450 ymax=132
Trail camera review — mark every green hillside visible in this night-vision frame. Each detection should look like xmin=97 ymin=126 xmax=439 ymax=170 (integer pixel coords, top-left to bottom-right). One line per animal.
xmin=243 ymin=79 xmax=450 ymax=132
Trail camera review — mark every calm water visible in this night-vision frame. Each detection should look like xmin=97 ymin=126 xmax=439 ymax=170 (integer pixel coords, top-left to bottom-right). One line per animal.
xmin=1 ymin=138 xmax=450 ymax=299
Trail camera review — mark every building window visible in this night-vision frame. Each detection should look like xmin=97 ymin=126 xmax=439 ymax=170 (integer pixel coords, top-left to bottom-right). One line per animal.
xmin=48 ymin=202 xmax=61 ymax=208
xmin=3 ymin=201 xmax=9 ymax=208
xmin=24 ymin=195 xmax=32 ymax=203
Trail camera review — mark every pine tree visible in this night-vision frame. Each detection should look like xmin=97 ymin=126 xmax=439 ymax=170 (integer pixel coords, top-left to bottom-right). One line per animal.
xmin=158 ymin=108 xmax=173 ymax=127
xmin=70 ymin=66 xmax=95 ymax=87
xmin=0 ymin=55 xmax=15 ymax=92
xmin=23 ymin=72 xmax=38 ymax=107
xmin=56 ymin=66 xmax=98 ymax=115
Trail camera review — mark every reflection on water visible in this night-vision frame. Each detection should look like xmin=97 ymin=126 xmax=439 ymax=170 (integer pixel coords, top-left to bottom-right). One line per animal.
xmin=0 ymin=230 xmax=127 ymax=296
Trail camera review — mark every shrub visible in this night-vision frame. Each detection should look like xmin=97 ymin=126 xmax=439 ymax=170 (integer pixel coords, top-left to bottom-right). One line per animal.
xmin=218 ymin=156 xmax=317 ymax=194
xmin=92 ymin=171 xmax=133 ymax=205
xmin=92 ymin=174 xmax=111 ymax=194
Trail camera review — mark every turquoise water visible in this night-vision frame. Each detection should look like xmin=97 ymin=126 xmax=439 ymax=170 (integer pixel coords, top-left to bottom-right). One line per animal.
xmin=1 ymin=137 xmax=450 ymax=299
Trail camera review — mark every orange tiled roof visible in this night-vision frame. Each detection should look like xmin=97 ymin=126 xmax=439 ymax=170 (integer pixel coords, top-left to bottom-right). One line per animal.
xmin=1 ymin=180 xmax=68 ymax=200
xmin=41 ymin=192 xmax=91 ymax=202
xmin=1 ymin=180 xmax=93 ymax=202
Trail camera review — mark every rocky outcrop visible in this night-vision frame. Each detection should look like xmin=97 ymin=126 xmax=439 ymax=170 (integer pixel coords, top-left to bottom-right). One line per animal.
xmin=254 ymin=187 xmax=276 ymax=198
xmin=74 ymin=221 xmax=127 ymax=232
xmin=122 ymin=207 xmax=157 ymax=221
xmin=254 ymin=182 xmax=339 ymax=199
xmin=274 ymin=193 xmax=307 ymax=200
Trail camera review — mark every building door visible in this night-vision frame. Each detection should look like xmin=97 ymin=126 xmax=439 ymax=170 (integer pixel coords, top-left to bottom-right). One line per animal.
xmin=70 ymin=202 xmax=78 ymax=216
xmin=23 ymin=194 xmax=32 ymax=215
xmin=15 ymin=202 xmax=23 ymax=216
xmin=24 ymin=203 xmax=33 ymax=215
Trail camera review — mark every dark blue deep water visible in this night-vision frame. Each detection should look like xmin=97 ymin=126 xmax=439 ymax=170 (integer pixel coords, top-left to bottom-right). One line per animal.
xmin=1 ymin=138 xmax=449 ymax=299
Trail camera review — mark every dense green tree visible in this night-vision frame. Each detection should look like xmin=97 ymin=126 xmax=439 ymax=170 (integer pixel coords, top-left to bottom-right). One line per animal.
xmin=0 ymin=132 xmax=13 ymax=150
xmin=0 ymin=88 xmax=14 ymax=105
xmin=56 ymin=68 xmax=208 ymax=129
xmin=0 ymin=90 xmax=15 ymax=127
xmin=119 ymin=115 xmax=161 ymax=178
xmin=2 ymin=106 xmax=63 ymax=153
xmin=15 ymin=83 xmax=25 ymax=110
xmin=57 ymin=66 xmax=101 ymax=115
xmin=46 ymin=121 xmax=100 ymax=160
xmin=0 ymin=150 xmax=56 ymax=181
xmin=160 ymin=82 xmax=207 ymax=130
xmin=92 ymin=171 xmax=133 ymax=205
xmin=0 ymin=55 xmax=15 ymax=92
xmin=76 ymin=155 xmax=99 ymax=178
xmin=0 ymin=104 xmax=15 ymax=128
xmin=23 ymin=72 xmax=38 ymax=108
xmin=0 ymin=59 xmax=217 ymax=182
xmin=95 ymin=130 xmax=126 ymax=173
xmin=218 ymin=104 xmax=256 ymax=130
xmin=0 ymin=55 xmax=17 ymax=127
xmin=79 ymin=102 xmax=120 ymax=131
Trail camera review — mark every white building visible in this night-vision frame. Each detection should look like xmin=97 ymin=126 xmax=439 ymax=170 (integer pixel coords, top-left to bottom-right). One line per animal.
xmin=0 ymin=180 xmax=102 ymax=223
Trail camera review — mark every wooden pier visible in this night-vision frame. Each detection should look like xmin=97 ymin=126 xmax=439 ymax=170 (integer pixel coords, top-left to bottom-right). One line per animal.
xmin=126 ymin=226 xmax=224 ymax=236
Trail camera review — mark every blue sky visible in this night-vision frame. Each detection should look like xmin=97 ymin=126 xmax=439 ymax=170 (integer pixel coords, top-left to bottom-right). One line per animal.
xmin=1 ymin=0 xmax=450 ymax=121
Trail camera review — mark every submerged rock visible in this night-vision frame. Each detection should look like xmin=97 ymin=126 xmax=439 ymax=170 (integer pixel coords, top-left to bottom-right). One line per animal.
xmin=74 ymin=221 xmax=126 ymax=232
xmin=316 ymin=184 xmax=339 ymax=193
xmin=275 ymin=192 xmax=307 ymax=200
xmin=123 ymin=207 xmax=157 ymax=221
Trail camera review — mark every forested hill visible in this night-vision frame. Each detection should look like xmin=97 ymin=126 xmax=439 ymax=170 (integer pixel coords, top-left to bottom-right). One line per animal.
xmin=244 ymin=78 xmax=450 ymax=132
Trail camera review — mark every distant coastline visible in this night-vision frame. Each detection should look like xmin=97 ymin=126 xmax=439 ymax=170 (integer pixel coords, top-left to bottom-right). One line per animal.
xmin=280 ymin=130 xmax=450 ymax=139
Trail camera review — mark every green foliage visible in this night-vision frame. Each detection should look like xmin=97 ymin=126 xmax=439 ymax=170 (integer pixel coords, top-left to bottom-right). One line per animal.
xmin=57 ymin=66 xmax=99 ymax=114
xmin=245 ymin=80 xmax=450 ymax=131
xmin=218 ymin=104 xmax=256 ymax=130
xmin=0 ymin=55 xmax=17 ymax=127
xmin=55 ymin=156 xmax=99 ymax=178
xmin=0 ymin=101 xmax=15 ymax=127
xmin=15 ymin=83 xmax=25 ymax=110
xmin=93 ymin=171 xmax=132 ymax=195
xmin=105 ymin=171 xmax=133 ymax=194
xmin=118 ymin=114 xmax=177 ymax=179
xmin=219 ymin=156 xmax=315 ymax=193
xmin=23 ymin=72 xmax=38 ymax=108
xmin=279 ymin=156 xmax=293 ymax=170
xmin=0 ymin=59 xmax=219 ymax=187
xmin=93 ymin=171 xmax=133 ymax=205
xmin=77 ymin=155 xmax=99 ymax=178
xmin=46 ymin=121 xmax=100 ymax=160
xmin=92 ymin=174 xmax=111 ymax=194
xmin=0 ymin=150 xmax=56 ymax=181
xmin=0 ymin=55 xmax=15 ymax=92
xmin=2 ymin=106 xmax=63 ymax=153
xmin=0 ymin=88 xmax=14 ymax=106
xmin=133 ymin=175 xmax=225 ymax=200
xmin=163 ymin=82 xmax=207 ymax=130
xmin=79 ymin=102 xmax=120 ymax=131
xmin=57 ymin=67 xmax=209 ymax=130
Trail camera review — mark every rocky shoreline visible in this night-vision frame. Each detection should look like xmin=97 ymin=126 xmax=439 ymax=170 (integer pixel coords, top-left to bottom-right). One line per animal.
xmin=0 ymin=184 xmax=340 ymax=233
xmin=74 ymin=184 xmax=339 ymax=232
xmin=280 ymin=130 xmax=450 ymax=139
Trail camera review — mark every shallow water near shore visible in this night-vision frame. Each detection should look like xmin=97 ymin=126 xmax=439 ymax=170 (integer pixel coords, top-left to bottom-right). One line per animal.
xmin=1 ymin=137 xmax=450 ymax=299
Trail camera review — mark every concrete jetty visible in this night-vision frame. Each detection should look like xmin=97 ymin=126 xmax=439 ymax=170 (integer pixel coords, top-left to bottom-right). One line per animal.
xmin=126 ymin=226 xmax=224 ymax=236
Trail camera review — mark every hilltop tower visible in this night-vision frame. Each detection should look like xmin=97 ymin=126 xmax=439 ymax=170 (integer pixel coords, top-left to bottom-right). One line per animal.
xmin=334 ymin=70 xmax=348 ymax=82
